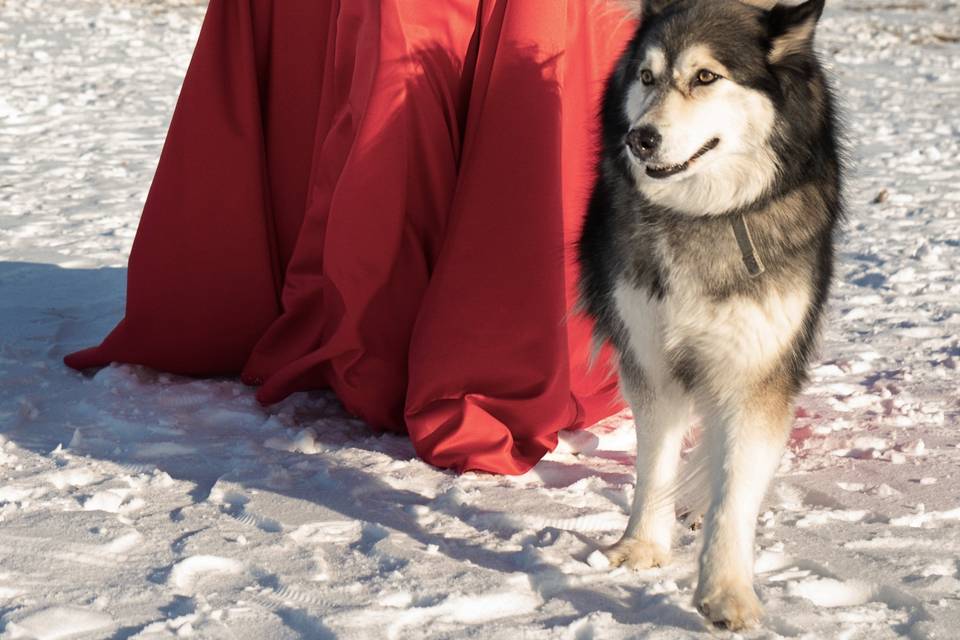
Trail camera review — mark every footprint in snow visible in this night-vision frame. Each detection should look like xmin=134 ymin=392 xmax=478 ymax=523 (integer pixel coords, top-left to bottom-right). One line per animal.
xmin=167 ymin=555 xmax=246 ymax=597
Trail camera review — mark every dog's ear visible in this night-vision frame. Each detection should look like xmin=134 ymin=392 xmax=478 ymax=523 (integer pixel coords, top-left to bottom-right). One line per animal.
xmin=642 ymin=0 xmax=680 ymax=17
xmin=611 ymin=0 xmax=679 ymax=19
xmin=767 ymin=0 xmax=825 ymax=63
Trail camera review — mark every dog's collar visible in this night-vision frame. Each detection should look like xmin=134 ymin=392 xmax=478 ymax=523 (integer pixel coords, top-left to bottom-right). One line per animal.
xmin=731 ymin=214 xmax=765 ymax=278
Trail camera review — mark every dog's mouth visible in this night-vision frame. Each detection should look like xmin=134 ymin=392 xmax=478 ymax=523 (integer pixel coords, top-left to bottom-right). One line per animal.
xmin=646 ymin=138 xmax=720 ymax=179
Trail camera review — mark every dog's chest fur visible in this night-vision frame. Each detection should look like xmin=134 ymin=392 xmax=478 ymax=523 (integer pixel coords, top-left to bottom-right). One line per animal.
xmin=611 ymin=210 xmax=812 ymax=393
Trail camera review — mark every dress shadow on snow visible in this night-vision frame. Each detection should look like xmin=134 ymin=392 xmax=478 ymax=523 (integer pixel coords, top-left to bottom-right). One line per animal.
xmin=0 ymin=259 xmax=703 ymax=632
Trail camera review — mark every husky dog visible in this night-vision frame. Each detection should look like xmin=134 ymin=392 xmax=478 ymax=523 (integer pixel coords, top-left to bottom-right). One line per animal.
xmin=577 ymin=0 xmax=842 ymax=629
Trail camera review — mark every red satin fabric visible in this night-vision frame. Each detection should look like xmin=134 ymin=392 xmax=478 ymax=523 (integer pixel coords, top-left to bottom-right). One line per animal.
xmin=66 ymin=0 xmax=633 ymax=474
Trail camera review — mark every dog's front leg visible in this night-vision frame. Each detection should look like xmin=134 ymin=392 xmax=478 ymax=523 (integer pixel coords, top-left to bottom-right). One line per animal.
xmin=694 ymin=395 xmax=792 ymax=630
xmin=604 ymin=373 xmax=691 ymax=570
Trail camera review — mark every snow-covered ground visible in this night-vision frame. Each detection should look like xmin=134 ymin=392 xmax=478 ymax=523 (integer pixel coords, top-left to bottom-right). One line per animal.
xmin=1 ymin=0 xmax=958 ymax=637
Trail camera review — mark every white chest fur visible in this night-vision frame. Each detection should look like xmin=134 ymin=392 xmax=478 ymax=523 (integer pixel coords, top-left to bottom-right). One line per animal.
xmin=613 ymin=276 xmax=811 ymax=393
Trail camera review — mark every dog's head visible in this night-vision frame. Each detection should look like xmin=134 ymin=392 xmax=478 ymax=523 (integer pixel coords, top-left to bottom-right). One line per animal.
xmin=605 ymin=0 xmax=828 ymax=215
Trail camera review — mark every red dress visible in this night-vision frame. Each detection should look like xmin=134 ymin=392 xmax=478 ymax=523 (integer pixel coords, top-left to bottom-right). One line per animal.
xmin=65 ymin=0 xmax=634 ymax=474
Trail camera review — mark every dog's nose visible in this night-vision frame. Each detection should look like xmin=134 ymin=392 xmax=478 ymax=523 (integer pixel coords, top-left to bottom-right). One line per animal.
xmin=626 ymin=126 xmax=661 ymax=159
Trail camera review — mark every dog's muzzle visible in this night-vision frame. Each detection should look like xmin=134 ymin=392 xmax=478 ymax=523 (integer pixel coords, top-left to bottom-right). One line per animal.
xmin=626 ymin=126 xmax=662 ymax=160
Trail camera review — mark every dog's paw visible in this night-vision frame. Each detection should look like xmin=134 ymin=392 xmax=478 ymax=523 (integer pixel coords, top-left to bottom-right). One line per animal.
xmin=694 ymin=579 xmax=762 ymax=631
xmin=602 ymin=538 xmax=670 ymax=570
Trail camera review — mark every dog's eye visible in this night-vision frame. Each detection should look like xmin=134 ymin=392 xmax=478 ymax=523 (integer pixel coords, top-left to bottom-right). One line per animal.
xmin=696 ymin=69 xmax=719 ymax=85
xmin=640 ymin=69 xmax=655 ymax=86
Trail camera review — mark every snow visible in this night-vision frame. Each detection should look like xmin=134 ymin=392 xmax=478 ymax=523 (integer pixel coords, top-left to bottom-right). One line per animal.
xmin=1 ymin=0 xmax=959 ymax=638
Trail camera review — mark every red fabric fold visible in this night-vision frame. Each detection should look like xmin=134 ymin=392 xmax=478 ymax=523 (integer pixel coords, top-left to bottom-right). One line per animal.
xmin=66 ymin=0 xmax=633 ymax=474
